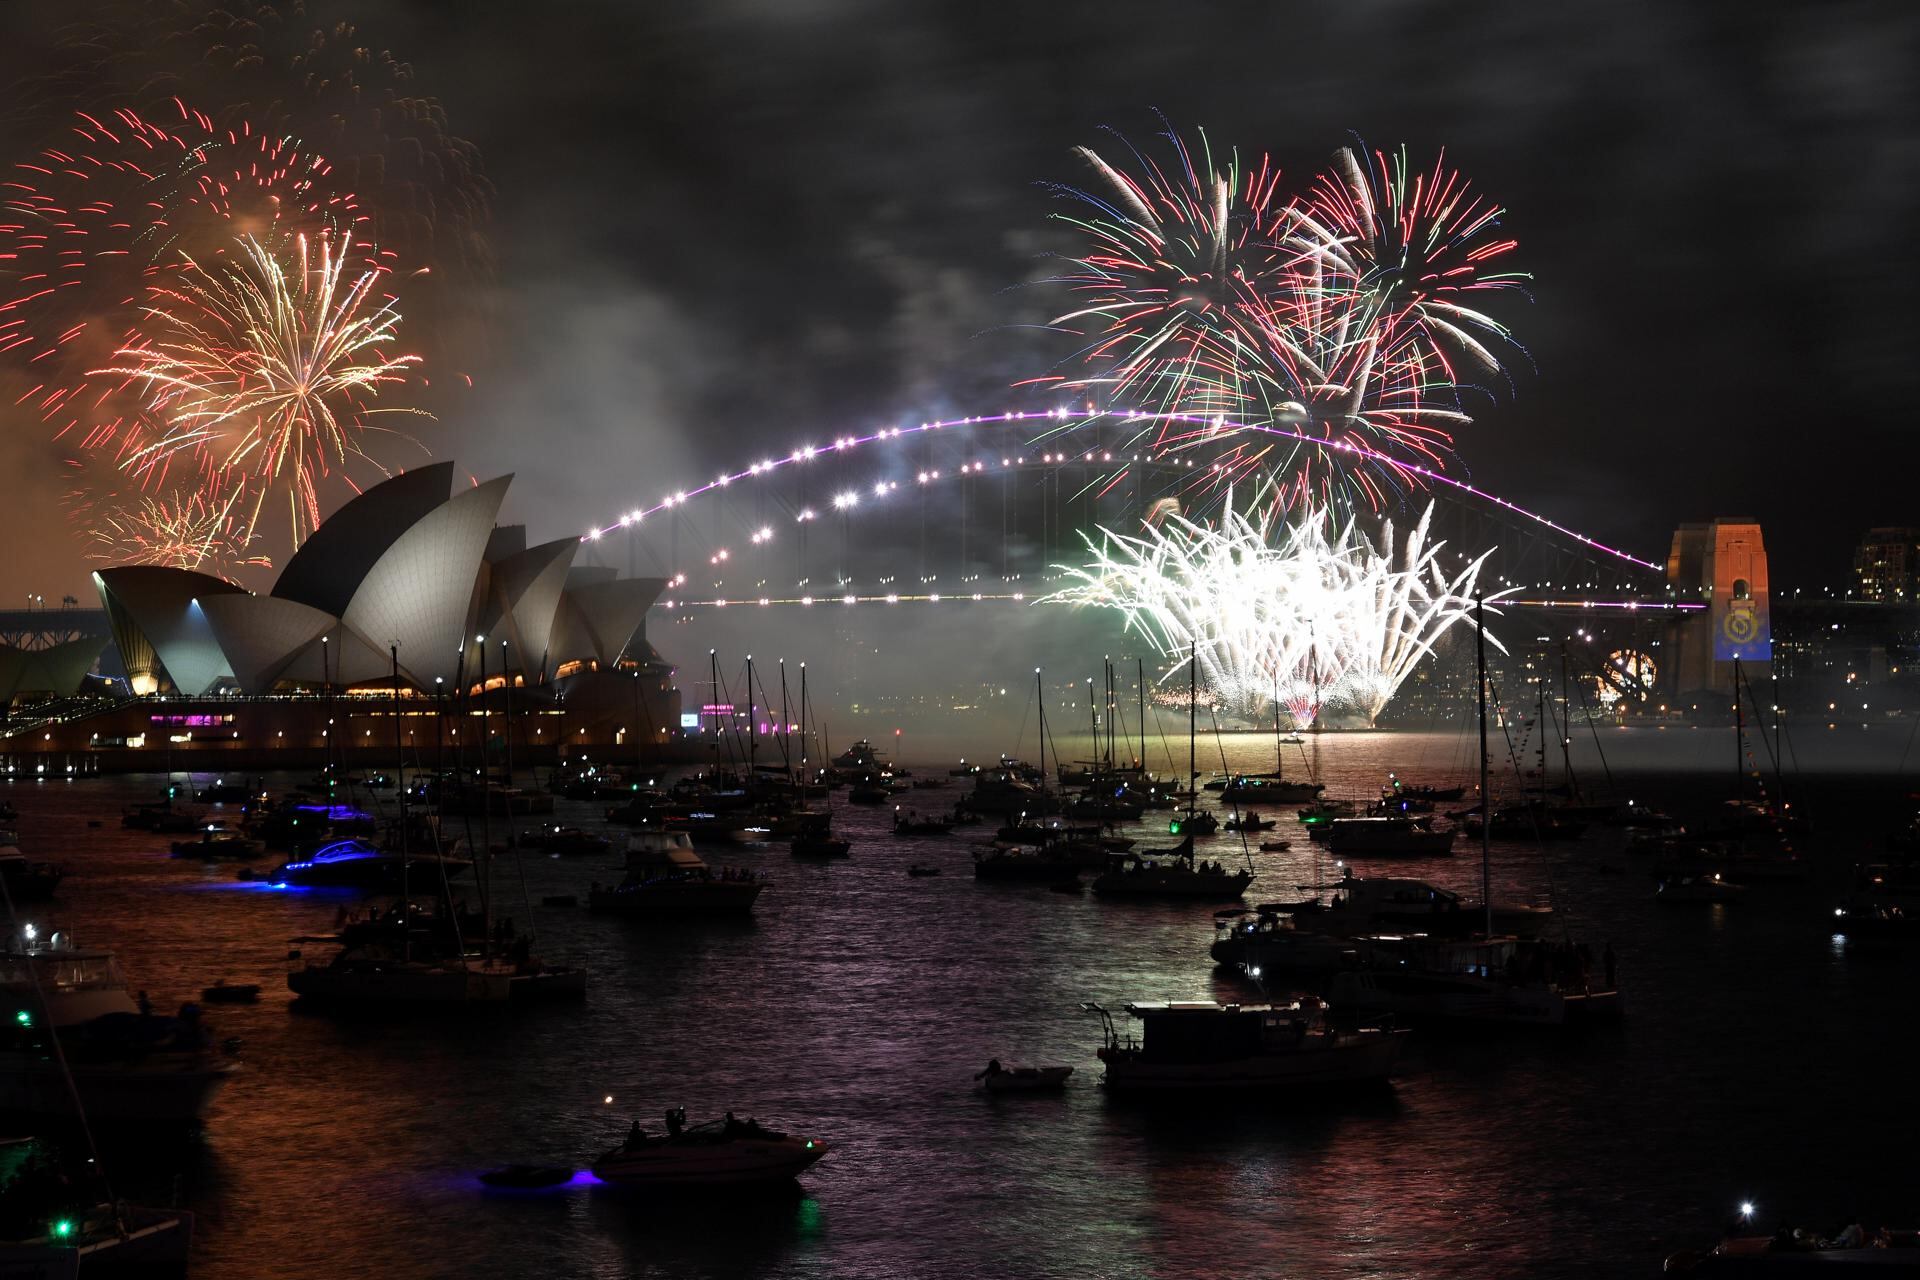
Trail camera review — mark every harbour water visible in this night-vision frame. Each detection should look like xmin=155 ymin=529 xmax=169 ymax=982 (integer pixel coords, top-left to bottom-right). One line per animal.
xmin=6 ymin=725 xmax=1914 ymax=1278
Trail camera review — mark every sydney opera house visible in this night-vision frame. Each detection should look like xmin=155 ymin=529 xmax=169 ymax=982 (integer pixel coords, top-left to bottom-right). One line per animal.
xmin=6 ymin=464 xmax=682 ymax=767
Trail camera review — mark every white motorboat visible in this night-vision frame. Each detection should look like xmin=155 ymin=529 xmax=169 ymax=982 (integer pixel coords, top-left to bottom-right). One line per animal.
xmin=1276 ymin=871 xmax=1555 ymax=939
xmin=588 ymin=836 xmax=763 ymax=913
xmin=1090 ymin=840 xmax=1251 ymax=900
xmin=1084 ymin=999 xmax=1406 ymax=1092
xmin=591 ymin=1115 xmax=827 ymax=1187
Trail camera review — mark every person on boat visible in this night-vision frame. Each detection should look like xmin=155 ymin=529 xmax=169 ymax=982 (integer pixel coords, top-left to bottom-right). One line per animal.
xmin=665 ymin=1108 xmax=685 ymax=1137
xmin=626 ymin=1121 xmax=646 ymax=1150
xmin=974 ymin=1058 xmax=1004 ymax=1081
xmin=723 ymin=1111 xmax=744 ymax=1136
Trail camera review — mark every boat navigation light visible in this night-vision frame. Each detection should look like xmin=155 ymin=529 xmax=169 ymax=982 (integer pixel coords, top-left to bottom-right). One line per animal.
xmin=1249 ymin=966 xmax=1262 ymax=978
xmin=1739 ymin=1201 xmax=1755 ymax=1220
xmin=51 ymin=1218 xmax=74 ymax=1239
xmin=22 ymin=924 xmax=35 ymax=942
xmin=604 ymin=1095 xmax=614 ymax=1105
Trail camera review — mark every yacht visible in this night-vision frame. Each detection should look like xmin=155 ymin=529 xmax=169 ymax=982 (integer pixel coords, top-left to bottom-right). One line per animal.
xmin=1653 ymin=874 xmax=1744 ymax=904
xmin=1084 ymin=999 xmax=1406 ymax=1092
xmin=591 ymin=1114 xmax=828 ymax=1187
xmin=1328 ymin=935 xmax=1622 ymax=1027
xmin=831 ymin=739 xmax=882 ymax=770
xmin=972 ymin=845 xmax=1081 ymax=883
xmin=1090 ymin=840 xmax=1252 ymax=900
xmin=587 ymin=837 xmax=763 ymax=913
xmin=1220 ymin=775 xmax=1323 ymax=805
xmin=1327 ymin=816 xmax=1456 ymax=858
xmin=1210 ymin=908 xmax=1358 ymax=981
xmin=286 ymin=916 xmax=586 ymax=1007
xmin=169 ymin=821 xmax=265 ymax=860
xmin=270 ymin=838 xmax=473 ymax=891
xmin=1276 ymin=872 xmax=1554 ymax=939
xmin=0 ymin=1189 xmax=192 ymax=1275
xmin=0 ymin=928 xmax=237 ymax=1126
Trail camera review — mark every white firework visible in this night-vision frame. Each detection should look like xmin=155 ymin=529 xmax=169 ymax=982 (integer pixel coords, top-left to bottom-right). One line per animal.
xmin=1046 ymin=492 xmax=1510 ymax=725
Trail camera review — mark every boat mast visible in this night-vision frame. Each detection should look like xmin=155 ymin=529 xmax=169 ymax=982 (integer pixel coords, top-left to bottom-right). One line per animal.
xmin=1560 ymin=645 xmax=1576 ymax=801
xmin=709 ymin=649 xmax=721 ymax=779
xmin=1035 ymin=667 xmax=1047 ymax=797
xmin=1476 ymin=597 xmax=1492 ymax=938
xmin=1187 ymin=640 xmax=1197 ymax=822
xmin=1272 ymin=664 xmax=1283 ymax=781
xmin=1137 ymin=657 xmax=1145 ymax=771
xmin=1087 ymin=675 xmax=1097 ymax=773
xmin=477 ymin=634 xmax=492 ymax=942
xmin=746 ymin=653 xmax=758 ymax=782
xmin=391 ymin=644 xmax=409 ymax=962
xmin=779 ymin=660 xmax=793 ymax=789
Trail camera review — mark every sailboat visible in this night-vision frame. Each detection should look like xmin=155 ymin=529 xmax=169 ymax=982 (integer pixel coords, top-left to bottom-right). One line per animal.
xmin=1091 ymin=646 xmax=1250 ymax=900
xmin=1222 ymin=669 xmax=1324 ymax=805
xmin=287 ymin=646 xmax=586 ymax=1007
xmin=1327 ymin=601 xmax=1622 ymax=1026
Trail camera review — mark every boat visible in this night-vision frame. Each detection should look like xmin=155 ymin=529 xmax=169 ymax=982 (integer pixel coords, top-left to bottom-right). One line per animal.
xmin=1275 ymin=871 xmax=1555 ymax=940
xmin=1090 ymin=840 xmax=1252 ymax=901
xmin=892 ymin=810 xmax=954 ymax=836
xmin=193 ymin=779 xmax=258 ymax=805
xmin=1460 ymin=804 xmax=1588 ymax=842
xmin=0 ymin=849 xmax=63 ymax=902
xmin=1222 ymin=812 xmax=1277 ymax=833
xmin=1083 ymin=999 xmax=1406 ymax=1092
xmin=590 ymin=1113 xmax=827 ymax=1188
xmin=847 ymin=784 xmax=890 ymax=805
xmin=0 ymin=928 xmax=237 ymax=1127
xmin=199 ymin=980 xmax=261 ymax=1004
xmin=1328 ymin=934 xmax=1622 ymax=1026
xmin=587 ymin=837 xmax=763 ymax=913
xmin=1257 ymin=841 xmax=1291 ymax=853
xmin=286 ymin=915 xmax=586 ymax=1006
xmin=789 ymin=836 xmax=851 ymax=859
xmin=517 ymin=826 xmax=615 ymax=857
xmin=972 ymin=846 xmax=1081 ymax=883
xmin=1653 ymin=873 xmax=1744 ymax=904
xmin=168 ymin=822 xmax=265 ymax=860
xmin=1209 ymin=908 xmax=1358 ymax=981
xmin=832 ymin=739 xmax=881 ymax=770
xmin=1327 ymin=816 xmax=1456 ymax=858
xmin=974 ymin=1060 xmax=1073 ymax=1093
xmin=1666 ymin=1224 xmax=1920 ymax=1275
xmin=0 ymin=1189 xmax=193 ymax=1276
xmin=269 ymin=838 xmax=473 ymax=891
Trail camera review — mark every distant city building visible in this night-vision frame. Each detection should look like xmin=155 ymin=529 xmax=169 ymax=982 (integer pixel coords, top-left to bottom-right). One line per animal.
xmin=1853 ymin=527 xmax=1920 ymax=602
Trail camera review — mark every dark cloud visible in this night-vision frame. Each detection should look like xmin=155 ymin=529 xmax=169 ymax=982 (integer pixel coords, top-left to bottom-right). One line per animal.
xmin=2 ymin=0 xmax=1916 ymax=599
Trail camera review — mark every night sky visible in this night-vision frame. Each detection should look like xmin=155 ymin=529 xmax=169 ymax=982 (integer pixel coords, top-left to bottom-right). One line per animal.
xmin=2 ymin=0 xmax=1915 ymax=598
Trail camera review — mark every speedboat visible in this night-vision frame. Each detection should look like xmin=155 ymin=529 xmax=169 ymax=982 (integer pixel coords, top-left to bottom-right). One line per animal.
xmin=789 ymin=836 xmax=851 ymax=859
xmin=169 ymin=822 xmax=265 ymax=860
xmin=270 ymin=838 xmax=473 ymax=890
xmin=1 ymin=928 xmax=237 ymax=1127
xmin=591 ymin=1115 xmax=827 ymax=1187
xmin=1665 ymin=1223 xmax=1920 ymax=1274
xmin=1210 ymin=908 xmax=1358 ymax=980
xmin=972 ymin=846 xmax=1081 ymax=883
xmin=1084 ymin=999 xmax=1405 ymax=1092
xmin=1222 ymin=812 xmax=1277 ymax=833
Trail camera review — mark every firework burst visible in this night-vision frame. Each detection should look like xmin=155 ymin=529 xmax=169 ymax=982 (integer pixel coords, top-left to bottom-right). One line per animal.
xmin=1032 ymin=127 xmax=1527 ymax=515
xmin=80 ymin=485 xmax=270 ymax=576
xmin=98 ymin=230 xmax=425 ymax=546
xmin=1044 ymin=489 xmax=1510 ymax=725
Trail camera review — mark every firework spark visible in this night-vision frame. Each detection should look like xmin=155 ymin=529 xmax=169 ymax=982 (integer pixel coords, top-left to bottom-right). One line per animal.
xmin=98 ymin=231 xmax=425 ymax=546
xmin=1044 ymin=490 xmax=1511 ymax=725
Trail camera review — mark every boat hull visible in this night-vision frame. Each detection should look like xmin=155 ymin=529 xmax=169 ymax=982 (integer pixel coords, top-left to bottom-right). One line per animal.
xmin=288 ymin=962 xmax=515 ymax=1005
xmin=591 ymin=1137 xmax=826 ymax=1188
xmin=0 ymin=1206 xmax=192 ymax=1279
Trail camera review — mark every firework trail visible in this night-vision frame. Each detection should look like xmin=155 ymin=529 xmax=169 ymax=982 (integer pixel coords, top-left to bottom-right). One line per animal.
xmin=1044 ymin=489 xmax=1510 ymax=725
xmin=98 ymin=230 xmax=425 ymax=547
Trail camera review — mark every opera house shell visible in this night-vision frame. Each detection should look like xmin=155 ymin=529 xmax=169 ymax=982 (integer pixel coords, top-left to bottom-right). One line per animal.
xmin=92 ymin=464 xmax=664 ymax=696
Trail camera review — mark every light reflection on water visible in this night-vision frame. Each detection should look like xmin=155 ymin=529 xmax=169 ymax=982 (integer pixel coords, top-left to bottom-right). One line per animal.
xmin=3 ymin=726 xmax=1912 ymax=1278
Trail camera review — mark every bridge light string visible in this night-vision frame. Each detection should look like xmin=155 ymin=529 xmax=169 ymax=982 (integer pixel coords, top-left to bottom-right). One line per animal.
xmin=579 ymin=409 xmax=1662 ymax=574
